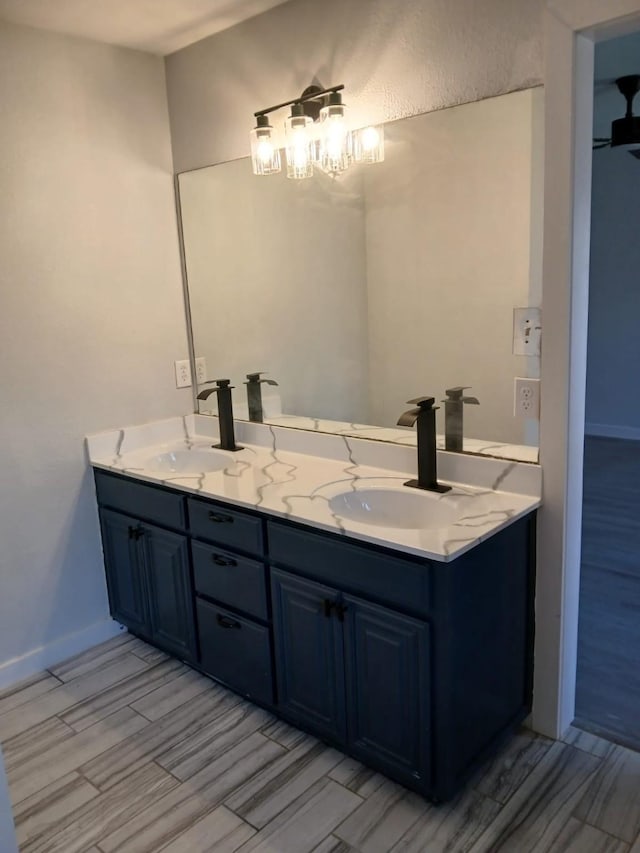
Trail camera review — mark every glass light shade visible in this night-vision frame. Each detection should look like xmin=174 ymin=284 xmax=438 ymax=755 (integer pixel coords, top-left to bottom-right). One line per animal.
xmin=318 ymin=98 xmax=352 ymax=173
xmin=285 ymin=107 xmax=314 ymax=179
xmin=354 ymin=124 xmax=385 ymax=164
xmin=250 ymin=117 xmax=281 ymax=175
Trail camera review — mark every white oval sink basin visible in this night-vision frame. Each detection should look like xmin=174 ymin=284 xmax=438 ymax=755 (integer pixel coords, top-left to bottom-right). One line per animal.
xmin=328 ymin=487 xmax=459 ymax=530
xmin=143 ymin=449 xmax=229 ymax=474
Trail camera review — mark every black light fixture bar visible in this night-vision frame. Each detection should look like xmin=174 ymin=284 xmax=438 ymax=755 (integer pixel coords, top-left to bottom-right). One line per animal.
xmin=254 ymin=84 xmax=344 ymax=118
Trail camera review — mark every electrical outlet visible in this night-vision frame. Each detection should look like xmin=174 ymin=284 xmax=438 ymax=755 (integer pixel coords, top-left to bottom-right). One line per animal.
xmin=174 ymin=359 xmax=192 ymax=388
xmin=514 ymin=377 xmax=540 ymax=419
xmin=195 ymin=357 xmax=207 ymax=385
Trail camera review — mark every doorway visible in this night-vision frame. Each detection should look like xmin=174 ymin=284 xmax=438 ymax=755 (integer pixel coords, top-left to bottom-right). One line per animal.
xmin=574 ymin=30 xmax=640 ymax=749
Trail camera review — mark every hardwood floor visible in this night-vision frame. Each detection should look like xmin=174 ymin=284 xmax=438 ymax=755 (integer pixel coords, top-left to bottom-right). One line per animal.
xmin=576 ymin=436 xmax=640 ymax=749
xmin=2 ymin=633 xmax=639 ymax=852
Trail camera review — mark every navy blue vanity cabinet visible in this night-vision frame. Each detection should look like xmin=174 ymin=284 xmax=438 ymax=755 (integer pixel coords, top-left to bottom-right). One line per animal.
xmin=271 ymin=567 xmax=430 ymax=787
xmin=93 ymin=467 xmax=535 ymax=804
xmin=99 ymin=509 xmax=149 ymax=636
xmin=271 ymin=570 xmax=347 ymax=742
xmin=268 ymin=514 xmax=535 ymax=802
xmin=187 ymin=496 xmax=274 ymax=706
xmin=94 ymin=471 xmax=196 ymax=663
xmin=343 ymin=596 xmax=430 ymax=788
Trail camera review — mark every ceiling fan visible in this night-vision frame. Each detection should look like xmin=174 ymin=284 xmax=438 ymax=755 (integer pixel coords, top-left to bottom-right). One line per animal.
xmin=593 ymin=74 xmax=640 ymax=159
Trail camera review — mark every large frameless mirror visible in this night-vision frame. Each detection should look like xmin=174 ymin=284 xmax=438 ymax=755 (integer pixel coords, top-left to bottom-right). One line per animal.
xmin=178 ymin=87 xmax=543 ymax=463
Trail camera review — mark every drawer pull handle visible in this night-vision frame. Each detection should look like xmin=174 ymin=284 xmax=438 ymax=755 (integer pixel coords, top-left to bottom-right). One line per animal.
xmin=212 ymin=554 xmax=238 ymax=567
xmin=208 ymin=511 xmax=233 ymax=524
xmin=216 ymin=614 xmax=241 ymax=630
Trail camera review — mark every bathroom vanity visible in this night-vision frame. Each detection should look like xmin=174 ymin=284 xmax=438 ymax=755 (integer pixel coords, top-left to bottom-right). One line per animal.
xmin=88 ymin=415 xmax=540 ymax=803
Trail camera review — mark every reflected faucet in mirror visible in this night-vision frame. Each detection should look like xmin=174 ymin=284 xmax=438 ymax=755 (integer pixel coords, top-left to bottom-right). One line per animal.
xmin=197 ymin=379 xmax=242 ymax=452
xmin=397 ymin=397 xmax=451 ymax=494
xmin=442 ymin=387 xmax=480 ymax=452
xmin=245 ymin=372 xmax=279 ymax=423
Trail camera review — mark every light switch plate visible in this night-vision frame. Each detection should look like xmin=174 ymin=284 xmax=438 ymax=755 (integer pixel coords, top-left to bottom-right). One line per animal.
xmin=513 ymin=307 xmax=541 ymax=356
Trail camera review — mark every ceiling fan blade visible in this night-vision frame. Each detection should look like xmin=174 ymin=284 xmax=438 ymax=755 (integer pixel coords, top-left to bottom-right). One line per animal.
xmin=592 ymin=142 xmax=611 ymax=149
xmin=630 ymin=149 xmax=640 ymax=159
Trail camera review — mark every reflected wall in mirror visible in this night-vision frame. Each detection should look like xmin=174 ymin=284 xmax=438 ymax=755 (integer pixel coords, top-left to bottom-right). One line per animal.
xmin=178 ymin=87 xmax=543 ymax=463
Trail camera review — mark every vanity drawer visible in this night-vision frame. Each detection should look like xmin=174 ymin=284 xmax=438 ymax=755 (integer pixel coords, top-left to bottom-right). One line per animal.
xmin=94 ymin=470 xmax=186 ymax=531
xmin=192 ymin=541 xmax=268 ymax=621
xmin=267 ymin=522 xmax=431 ymax=617
xmin=188 ymin=498 xmax=264 ymax=556
xmin=196 ymin=599 xmax=273 ymax=706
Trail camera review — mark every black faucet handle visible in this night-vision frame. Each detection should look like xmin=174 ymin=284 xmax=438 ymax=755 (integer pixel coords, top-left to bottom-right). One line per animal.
xmin=406 ymin=396 xmax=437 ymax=410
xmin=444 ymin=386 xmax=470 ymax=399
xmin=245 ymin=372 xmax=279 ymax=386
xmin=443 ymin=386 xmax=479 ymax=405
xmin=197 ymin=378 xmax=234 ymax=400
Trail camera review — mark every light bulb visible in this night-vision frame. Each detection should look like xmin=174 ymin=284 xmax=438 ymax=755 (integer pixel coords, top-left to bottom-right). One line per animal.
xmin=285 ymin=104 xmax=313 ymax=179
xmin=250 ymin=116 xmax=281 ymax=175
xmin=318 ymin=92 xmax=352 ymax=173
xmin=354 ymin=125 xmax=385 ymax=164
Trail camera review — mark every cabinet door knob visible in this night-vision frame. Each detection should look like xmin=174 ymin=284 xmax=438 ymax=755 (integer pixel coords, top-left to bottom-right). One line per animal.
xmin=208 ymin=511 xmax=233 ymax=524
xmin=335 ymin=603 xmax=348 ymax=622
xmin=212 ymin=554 xmax=237 ymax=567
xmin=128 ymin=525 xmax=144 ymax=541
xmin=216 ymin=614 xmax=241 ymax=630
xmin=322 ymin=599 xmax=335 ymax=618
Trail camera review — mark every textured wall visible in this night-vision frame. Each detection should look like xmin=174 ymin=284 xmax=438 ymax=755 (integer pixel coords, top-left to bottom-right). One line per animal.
xmin=0 ymin=21 xmax=187 ymax=677
xmin=586 ymin=31 xmax=640 ymax=436
xmin=165 ymin=0 xmax=544 ymax=172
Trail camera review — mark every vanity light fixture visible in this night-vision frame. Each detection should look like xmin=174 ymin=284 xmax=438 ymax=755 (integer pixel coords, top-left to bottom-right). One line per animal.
xmin=284 ymin=103 xmax=314 ymax=179
xmin=251 ymin=83 xmax=384 ymax=178
xmin=250 ymin=115 xmax=281 ymax=175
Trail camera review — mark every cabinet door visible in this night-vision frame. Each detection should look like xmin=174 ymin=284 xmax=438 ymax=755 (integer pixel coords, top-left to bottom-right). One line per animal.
xmin=271 ymin=569 xmax=346 ymax=743
xmin=100 ymin=509 xmax=149 ymax=636
xmin=141 ymin=522 xmax=196 ymax=662
xmin=343 ymin=595 xmax=430 ymax=786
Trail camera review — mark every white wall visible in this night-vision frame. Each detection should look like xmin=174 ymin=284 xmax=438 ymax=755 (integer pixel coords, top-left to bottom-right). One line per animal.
xmin=165 ymin=0 xmax=544 ymax=172
xmin=0 ymin=20 xmax=187 ymax=683
xmin=586 ymin=31 xmax=640 ymax=438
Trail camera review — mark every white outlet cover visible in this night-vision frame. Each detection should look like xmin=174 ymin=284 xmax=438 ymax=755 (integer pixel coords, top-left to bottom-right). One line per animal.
xmin=514 ymin=377 xmax=541 ymax=420
xmin=513 ymin=307 xmax=541 ymax=356
xmin=174 ymin=359 xmax=192 ymax=388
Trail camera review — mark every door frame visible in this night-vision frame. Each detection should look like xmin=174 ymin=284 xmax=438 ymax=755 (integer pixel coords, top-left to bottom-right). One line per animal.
xmin=536 ymin=0 xmax=640 ymax=737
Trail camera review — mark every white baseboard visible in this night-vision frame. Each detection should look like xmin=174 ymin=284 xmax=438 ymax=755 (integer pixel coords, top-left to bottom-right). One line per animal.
xmin=0 ymin=619 xmax=126 ymax=690
xmin=585 ymin=423 xmax=640 ymax=441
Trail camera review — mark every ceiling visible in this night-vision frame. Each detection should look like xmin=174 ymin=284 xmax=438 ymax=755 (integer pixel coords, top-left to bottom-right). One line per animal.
xmin=0 ymin=0 xmax=292 ymax=55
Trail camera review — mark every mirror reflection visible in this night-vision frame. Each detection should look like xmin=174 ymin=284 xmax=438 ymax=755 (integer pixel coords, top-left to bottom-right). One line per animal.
xmin=178 ymin=88 xmax=543 ymax=463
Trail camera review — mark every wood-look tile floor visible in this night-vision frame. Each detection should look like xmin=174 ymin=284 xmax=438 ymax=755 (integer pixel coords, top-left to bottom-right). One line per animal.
xmin=576 ymin=436 xmax=640 ymax=749
xmin=2 ymin=633 xmax=640 ymax=852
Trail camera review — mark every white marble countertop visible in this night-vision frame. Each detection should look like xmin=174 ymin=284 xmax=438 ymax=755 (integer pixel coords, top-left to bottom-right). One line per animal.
xmin=87 ymin=415 xmax=541 ymax=563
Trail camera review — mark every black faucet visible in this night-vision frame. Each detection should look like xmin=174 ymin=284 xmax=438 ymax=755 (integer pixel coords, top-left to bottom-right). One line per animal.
xmin=397 ymin=397 xmax=450 ymax=493
xmin=196 ymin=379 xmax=242 ymax=452
xmin=244 ymin=372 xmax=279 ymax=423
xmin=441 ymin=386 xmax=479 ymax=452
